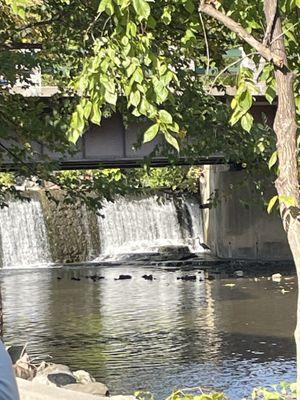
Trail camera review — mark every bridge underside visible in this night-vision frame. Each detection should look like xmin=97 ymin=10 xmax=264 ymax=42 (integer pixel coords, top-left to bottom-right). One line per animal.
xmin=0 ymin=113 xmax=227 ymax=171
xmin=1 ymin=156 xmax=226 ymax=171
xmin=0 ymin=102 xmax=275 ymax=171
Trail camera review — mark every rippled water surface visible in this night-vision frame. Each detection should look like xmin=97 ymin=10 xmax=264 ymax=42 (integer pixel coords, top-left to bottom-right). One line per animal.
xmin=0 ymin=265 xmax=297 ymax=399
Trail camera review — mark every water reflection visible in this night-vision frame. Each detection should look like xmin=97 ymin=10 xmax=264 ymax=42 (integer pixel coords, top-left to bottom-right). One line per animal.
xmin=0 ymin=266 xmax=296 ymax=399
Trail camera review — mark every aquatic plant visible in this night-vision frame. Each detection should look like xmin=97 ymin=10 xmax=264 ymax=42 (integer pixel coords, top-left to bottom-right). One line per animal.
xmin=251 ymin=382 xmax=296 ymax=400
xmin=135 ymin=382 xmax=297 ymax=400
xmin=135 ymin=387 xmax=227 ymax=400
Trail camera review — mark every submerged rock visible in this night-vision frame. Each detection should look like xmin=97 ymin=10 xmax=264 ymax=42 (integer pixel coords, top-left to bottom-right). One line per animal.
xmin=86 ymin=275 xmax=105 ymax=281
xmin=65 ymin=382 xmax=109 ymax=396
xmin=47 ymin=373 xmax=76 ymax=387
xmin=272 ymin=273 xmax=282 ymax=282
xmin=142 ymin=274 xmax=154 ymax=281
xmin=234 ymin=270 xmax=244 ymax=277
xmin=115 ymin=275 xmax=132 ymax=280
xmin=177 ymin=275 xmax=197 ymax=281
xmin=158 ymin=245 xmax=194 ymax=260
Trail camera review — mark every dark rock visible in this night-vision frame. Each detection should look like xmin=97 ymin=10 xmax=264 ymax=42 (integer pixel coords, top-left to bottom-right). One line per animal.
xmin=177 ymin=275 xmax=197 ymax=281
xmin=207 ymin=275 xmax=215 ymax=281
xmin=33 ymin=363 xmax=75 ymax=386
xmin=115 ymin=275 xmax=132 ymax=280
xmin=157 ymin=245 xmax=195 ymax=260
xmin=142 ymin=274 xmax=154 ymax=281
xmin=87 ymin=275 xmax=105 ymax=282
xmin=71 ymin=277 xmax=81 ymax=281
xmin=47 ymin=373 xmax=77 ymax=387
xmin=7 ymin=345 xmax=26 ymax=364
xmin=200 ymin=243 xmax=210 ymax=250
xmin=57 ymin=277 xmax=62 ymax=280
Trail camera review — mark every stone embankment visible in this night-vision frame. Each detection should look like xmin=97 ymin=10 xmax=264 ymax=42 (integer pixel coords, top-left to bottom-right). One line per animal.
xmin=17 ymin=378 xmax=135 ymax=400
xmin=9 ymin=346 xmax=135 ymax=400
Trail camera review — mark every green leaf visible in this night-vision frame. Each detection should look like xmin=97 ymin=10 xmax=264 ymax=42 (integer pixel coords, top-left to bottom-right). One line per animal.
xmin=267 ymin=195 xmax=278 ymax=214
xmin=162 ymin=7 xmax=172 ymax=25
xmin=169 ymin=122 xmax=179 ymax=133
xmin=278 ymin=195 xmax=296 ymax=207
xmin=238 ymin=89 xmax=252 ymax=110
xmin=132 ymin=0 xmax=150 ymax=20
xmin=83 ymin=100 xmax=92 ymax=119
xmin=241 ymin=112 xmax=254 ymax=132
xmin=229 ymin=107 xmax=248 ymax=126
xmin=158 ymin=109 xmax=172 ymax=124
xmin=91 ymin=103 xmax=102 ymax=125
xmin=98 ymin=0 xmax=114 ymax=14
xmin=129 ymin=91 xmax=141 ymax=107
xmin=126 ymin=62 xmax=137 ymax=78
xmin=265 ymin=86 xmax=277 ymax=104
xmin=183 ymin=0 xmax=195 ymax=13
xmin=143 ymin=123 xmax=159 ymax=143
xmin=104 ymin=90 xmax=118 ymax=105
xmin=181 ymin=29 xmax=196 ymax=44
xmin=268 ymin=151 xmax=278 ymax=169
xmin=68 ymin=128 xmax=81 ymax=144
xmin=164 ymin=131 xmax=179 ymax=152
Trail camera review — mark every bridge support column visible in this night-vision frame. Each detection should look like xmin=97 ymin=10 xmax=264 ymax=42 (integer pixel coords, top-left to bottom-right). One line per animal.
xmin=200 ymin=165 xmax=292 ymax=260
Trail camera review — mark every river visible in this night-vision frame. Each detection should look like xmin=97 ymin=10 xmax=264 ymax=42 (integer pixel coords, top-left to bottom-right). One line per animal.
xmin=0 ymin=264 xmax=296 ymax=399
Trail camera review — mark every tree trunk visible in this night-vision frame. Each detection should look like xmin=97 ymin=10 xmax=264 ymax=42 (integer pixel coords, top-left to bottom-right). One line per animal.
xmin=0 ymin=287 xmax=2 ymax=338
xmin=264 ymin=0 xmax=300 ymax=396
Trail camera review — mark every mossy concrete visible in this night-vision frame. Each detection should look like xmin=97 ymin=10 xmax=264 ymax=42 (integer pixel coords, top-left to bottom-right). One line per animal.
xmin=39 ymin=191 xmax=100 ymax=263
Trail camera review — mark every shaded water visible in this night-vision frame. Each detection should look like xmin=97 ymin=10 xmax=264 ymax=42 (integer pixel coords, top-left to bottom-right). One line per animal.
xmin=1 ymin=265 xmax=296 ymax=399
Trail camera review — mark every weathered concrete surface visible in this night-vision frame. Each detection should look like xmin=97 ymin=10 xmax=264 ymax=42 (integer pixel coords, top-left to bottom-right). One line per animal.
xmin=200 ymin=165 xmax=292 ymax=260
xmin=17 ymin=378 xmax=135 ymax=400
xmin=39 ymin=191 xmax=100 ymax=263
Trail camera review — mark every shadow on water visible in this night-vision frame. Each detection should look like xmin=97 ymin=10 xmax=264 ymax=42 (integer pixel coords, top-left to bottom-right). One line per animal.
xmin=0 ymin=265 xmax=297 ymax=399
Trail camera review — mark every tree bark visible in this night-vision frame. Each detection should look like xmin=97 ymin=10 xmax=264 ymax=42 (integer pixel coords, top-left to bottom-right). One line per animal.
xmin=264 ymin=1 xmax=300 ymax=396
xmin=198 ymin=2 xmax=284 ymax=67
xmin=0 ymin=287 xmax=2 ymax=338
xmin=199 ymin=0 xmax=300 ymax=395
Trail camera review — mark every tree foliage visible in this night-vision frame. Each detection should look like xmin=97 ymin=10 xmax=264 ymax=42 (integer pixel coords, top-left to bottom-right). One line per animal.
xmin=0 ymin=0 xmax=298 ymax=206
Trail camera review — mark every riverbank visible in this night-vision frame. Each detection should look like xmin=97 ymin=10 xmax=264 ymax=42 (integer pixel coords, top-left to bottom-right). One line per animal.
xmin=3 ymin=264 xmax=296 ymax=398
xmin=17 ymin=378 xmax=135 ymax=400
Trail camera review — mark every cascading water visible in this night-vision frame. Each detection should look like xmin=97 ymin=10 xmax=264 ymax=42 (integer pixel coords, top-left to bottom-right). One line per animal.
xmin=97 ymin=195 xmax=204 ymax=256
xmin=182 ymin=196 xmax=205 ymax=252
xmin=0 ymin=199 xmax=51 ymax=268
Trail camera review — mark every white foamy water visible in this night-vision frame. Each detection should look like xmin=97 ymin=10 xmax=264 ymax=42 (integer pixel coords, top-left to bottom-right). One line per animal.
xmin=96 ymin=195 xmax=204 ymax=256
xmin=0 ymin=199 xmax=51 ymax=268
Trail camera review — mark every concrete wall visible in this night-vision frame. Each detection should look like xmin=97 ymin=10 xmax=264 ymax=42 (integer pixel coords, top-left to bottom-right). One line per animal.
xmin=39 ymin=191 xmax=100 ymax=263
xmin=200 ymin=165 xmax=292 ymax=260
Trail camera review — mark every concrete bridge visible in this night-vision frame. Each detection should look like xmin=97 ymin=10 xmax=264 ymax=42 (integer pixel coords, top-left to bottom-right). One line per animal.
xmin=0 ymin=96 xmax=276 ymax=171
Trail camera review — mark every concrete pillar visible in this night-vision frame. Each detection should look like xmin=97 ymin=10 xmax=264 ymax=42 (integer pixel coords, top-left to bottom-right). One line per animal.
xmin=200 ymin=165 xmax=292 ymax=260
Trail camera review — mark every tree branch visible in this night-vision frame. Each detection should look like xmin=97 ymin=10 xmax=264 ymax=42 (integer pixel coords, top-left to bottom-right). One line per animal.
xmin=263 ymin=0 xmax=277 ymax=45
xmin=199 ymin=1 xmax=284 ymax=68
xmin=0 ymin=43 xmax=42 ymax=50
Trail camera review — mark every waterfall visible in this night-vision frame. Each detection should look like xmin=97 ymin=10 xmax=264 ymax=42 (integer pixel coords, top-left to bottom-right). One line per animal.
xmin=97 ymin=195 xmax=204 ymax=255
xmin=0 ymin=199 xmax=51 ymax=268
xmin=182 ymin=196 xmax=204 ymax=253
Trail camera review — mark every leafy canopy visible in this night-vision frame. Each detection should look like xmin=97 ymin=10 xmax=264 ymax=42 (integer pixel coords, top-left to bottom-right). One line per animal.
xmin=1 ymin=0 xmax=299 ymax=206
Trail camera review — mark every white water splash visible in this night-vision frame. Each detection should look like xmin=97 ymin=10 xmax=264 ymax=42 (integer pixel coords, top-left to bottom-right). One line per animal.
xmin=0 ymin=199 xmax=51 ymax=268
xmin=96 ymin=195 xmax=204 ymax=256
